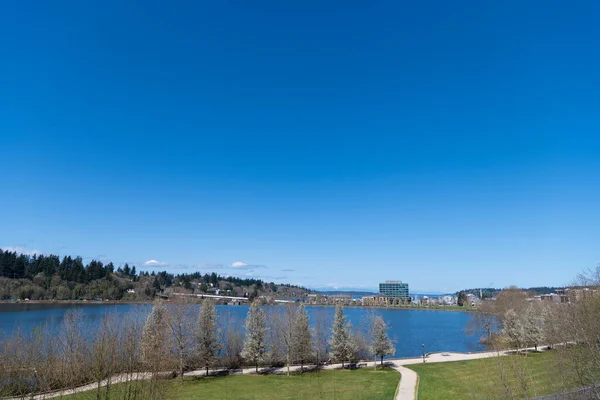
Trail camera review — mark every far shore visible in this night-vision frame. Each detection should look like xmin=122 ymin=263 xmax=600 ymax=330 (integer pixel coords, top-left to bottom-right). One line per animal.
xmin=0 ymin=299 xmax=476 ymax=312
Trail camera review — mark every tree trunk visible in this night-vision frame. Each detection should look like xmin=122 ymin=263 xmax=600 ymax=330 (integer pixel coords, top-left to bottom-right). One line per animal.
xmin=206 ymin=366 xmax=209 ymax=376
xmin=381 ymin=356 xmax=384 ymax=367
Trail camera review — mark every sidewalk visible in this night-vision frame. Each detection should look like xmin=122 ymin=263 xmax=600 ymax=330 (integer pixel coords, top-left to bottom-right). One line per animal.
xmin=3 ymin=347 xmax=532 ymax=400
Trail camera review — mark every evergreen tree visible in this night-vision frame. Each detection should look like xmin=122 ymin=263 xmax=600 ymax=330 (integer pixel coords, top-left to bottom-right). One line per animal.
xmin=293 ymin=304 xmax=313 ymax=370
xmin=329 ymin=304 xmax=354 ymax=366
xmin=457 ymin=291 xmax=467 ymax=306
xmin=241 ymin=301 xmax=267 ymax=372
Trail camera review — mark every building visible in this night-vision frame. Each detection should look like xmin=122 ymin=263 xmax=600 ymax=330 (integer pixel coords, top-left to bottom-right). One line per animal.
xmin=465 ymin=293 xmax=481 ymax=306
xmin=379 ymin=280 xmax=409 ymax=301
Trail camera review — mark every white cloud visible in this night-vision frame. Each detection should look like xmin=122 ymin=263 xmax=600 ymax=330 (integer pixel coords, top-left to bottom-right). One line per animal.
xmin=230 ymin=261 xmax=249 ymax=269
xmin=2 ymin=246 xmax=42 ymax=256
xmin=144 ymin=259 xmax=168 ymax=266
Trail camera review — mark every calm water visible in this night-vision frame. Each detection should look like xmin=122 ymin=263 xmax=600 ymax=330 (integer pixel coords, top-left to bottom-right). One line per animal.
xmin=0 ymin=303 xmax=483 ymax=358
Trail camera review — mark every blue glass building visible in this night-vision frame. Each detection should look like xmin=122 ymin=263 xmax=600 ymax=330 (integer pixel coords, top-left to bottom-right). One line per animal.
xmin=379 ymin=280 xmax=409 ymax=300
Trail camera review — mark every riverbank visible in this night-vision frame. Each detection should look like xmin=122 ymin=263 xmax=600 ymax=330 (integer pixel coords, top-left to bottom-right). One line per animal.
xmin=0 ymin=299 xmax=152 ymax=305
xmin=0 ymin=300 xmax=477 ymax=315
xmin=0 ymin=299 xmax=477 ymax=313
xmin=305 ymin=303 xmax=477 ymax=312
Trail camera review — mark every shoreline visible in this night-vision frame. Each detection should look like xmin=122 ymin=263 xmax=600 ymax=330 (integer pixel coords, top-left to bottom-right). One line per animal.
xmin=0 ymin=299 xmax=153 ymax=305
xmin=0 ymin=299 xmax=476 ymax=312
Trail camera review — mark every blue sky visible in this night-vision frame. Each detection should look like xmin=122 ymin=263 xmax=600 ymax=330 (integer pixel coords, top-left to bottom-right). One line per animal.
xmin=1 ymin=0 xmax=599 ymax=292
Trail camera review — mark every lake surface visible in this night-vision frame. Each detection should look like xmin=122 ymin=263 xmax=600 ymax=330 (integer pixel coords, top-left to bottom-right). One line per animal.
xmin=0 ymin=303 xmax=484 ymax=358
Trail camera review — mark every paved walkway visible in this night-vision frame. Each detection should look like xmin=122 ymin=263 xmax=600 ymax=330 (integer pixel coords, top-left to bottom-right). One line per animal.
xmin=4 ymin=347 xmax=539 ymax=400
xmin=390 ymin=346 xmax=548 ymax=400
xmin=391 ymin=350 xmax=509 ymax=400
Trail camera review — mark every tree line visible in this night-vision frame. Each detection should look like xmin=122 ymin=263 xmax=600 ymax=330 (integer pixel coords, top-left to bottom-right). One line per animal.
xmin=0 ymin=249 xmax=309 ymax=301
xmin=457 ymin=286 xmax=566 ymax=301
xmin=0 ymin=301 xmax=395 ymax=399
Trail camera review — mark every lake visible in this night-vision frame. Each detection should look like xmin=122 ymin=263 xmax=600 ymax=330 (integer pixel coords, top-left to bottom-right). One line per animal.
xmin=0 ymin=303 xmax=484 ymax=358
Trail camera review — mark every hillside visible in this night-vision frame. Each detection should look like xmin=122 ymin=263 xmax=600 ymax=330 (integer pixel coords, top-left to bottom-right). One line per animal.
xmin=0 ymin=249 xmax=311 ymax=302
xmin=457 ymin=286 xmax=566 ymax=299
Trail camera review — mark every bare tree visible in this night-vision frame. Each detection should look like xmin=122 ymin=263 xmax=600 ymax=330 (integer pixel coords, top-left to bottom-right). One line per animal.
xmin=220 ymin=310 xmax=244 ymax=369
xmin=465 ymin=300 xmax=499 ymax=343
xmin=313 ymin=307 xmax=330 ymax=366
xmin=370 ymin=315 xmax=395 ymax=367
xmin=91 ymin=313 xmax=119 ymax=400
xmin=494 ymin=288 xmax=529 ymax=324
xmin=197 ymin=300 xmax=221 ymax=376
xmin=166 ymin=298 xmax=196 ymax=380
xmin=119 ymin=308 xmax=146 ymax=400
xmin=141 ymin=301 xmax=171 ymax=398
xmin=552 ymin=265 xmax=600 ymax=398
xmin=275 ymin=304 xmax=298 ymax=376
xmin=241 ymin=300 xmax=268 ymax=372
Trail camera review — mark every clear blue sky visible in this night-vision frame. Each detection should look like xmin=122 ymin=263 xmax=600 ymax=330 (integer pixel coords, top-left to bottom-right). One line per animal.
xmin=1 ymin=0 xmax=599 ymax=293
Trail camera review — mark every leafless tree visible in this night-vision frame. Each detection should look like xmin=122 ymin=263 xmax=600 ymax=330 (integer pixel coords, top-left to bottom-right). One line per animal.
xmin=141 ymin=301 xmax=171 ymax=398
xmin=90 ymin=312 xmax=119 ymax=400
xmin=118 ymin=308 xmax=146 ymax=400
xmin=220 ymin=310 xmax=244 ymax=369
xmin=55 ymin=309 xmax=91 ymax=390
xmin=312 ymin=307 xmax=330 ymax=366
xmin=272 ymin=304 xmax=297 ymax=375
xmin=551 ymin=265 xmax=600 ymax=398
xmin=165 ymin=298 xmax=196 ymax=380
xmin=465 ymin=300 xmax=499 ymax=342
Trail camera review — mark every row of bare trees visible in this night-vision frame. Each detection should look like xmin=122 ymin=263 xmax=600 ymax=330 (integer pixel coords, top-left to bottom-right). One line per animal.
xmin=0 ymin=300 xmax=395 ymax=399
xmin=463 ymin=266 xmax=600 ymax=399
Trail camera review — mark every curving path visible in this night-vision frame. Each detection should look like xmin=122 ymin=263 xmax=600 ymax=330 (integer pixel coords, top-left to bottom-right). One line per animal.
xmin=4 ymin=347 xmax=543 ymax=400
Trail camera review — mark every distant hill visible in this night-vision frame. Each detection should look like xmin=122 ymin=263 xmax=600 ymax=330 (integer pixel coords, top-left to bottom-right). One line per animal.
xmin=457 ymin=286 xmax=566 ymax=298
xmin=0 ymin=248 xmax=312 ymax=301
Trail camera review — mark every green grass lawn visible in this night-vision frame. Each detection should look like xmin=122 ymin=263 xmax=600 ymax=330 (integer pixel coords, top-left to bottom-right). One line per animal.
xmin=408 ymin=351 xmax=574 ymax=400
xmin=63 ymin=367 xmax=399 ymax=400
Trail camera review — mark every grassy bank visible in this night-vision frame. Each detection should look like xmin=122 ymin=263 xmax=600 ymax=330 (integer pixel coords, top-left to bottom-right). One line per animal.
xmin=63 ymin=367 xmax=399 ymax=400
xmin=408 ymin=351 xmax=572 ymax=400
